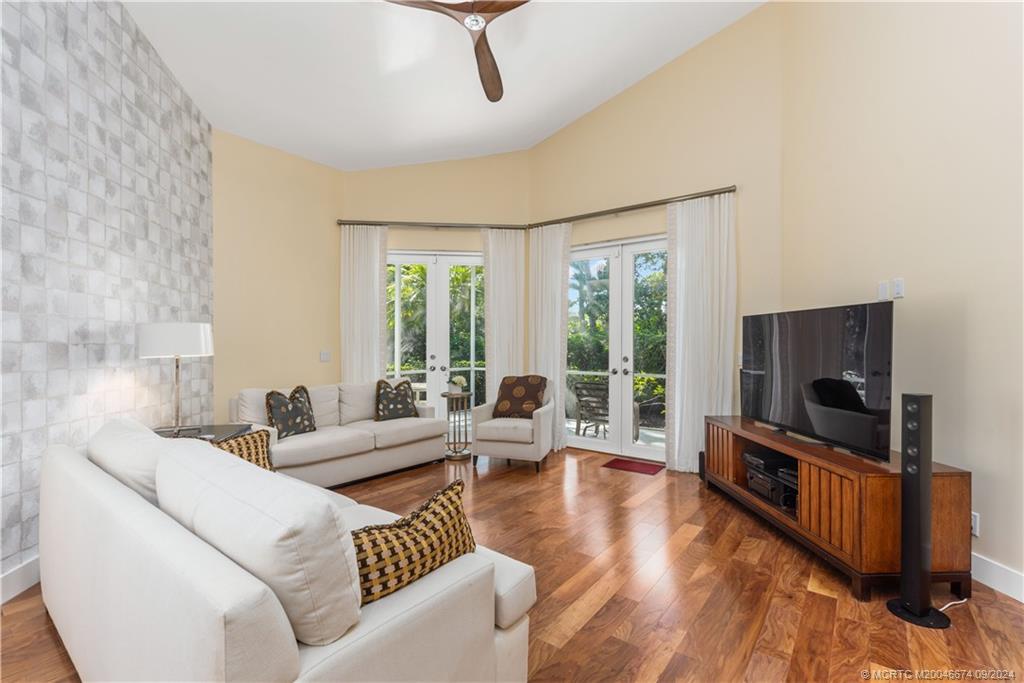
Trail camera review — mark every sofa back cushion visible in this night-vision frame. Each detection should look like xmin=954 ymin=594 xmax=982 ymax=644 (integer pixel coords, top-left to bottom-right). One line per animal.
xmin=156 ymin=439 xmax=362 ymax=645
xmin=339 ymin=382 xmax=377 ymax=425
xmin=87 ymin=417 xmax=165 ymax=504
xmin=237 ymin=388 xmax=270 ymax=425
xmin=308 ymin=384 xmax=341 ymax=426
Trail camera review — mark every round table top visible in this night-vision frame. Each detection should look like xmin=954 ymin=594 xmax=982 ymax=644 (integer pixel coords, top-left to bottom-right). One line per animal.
xmin=441 ymin=391 xmax=471 ymax=398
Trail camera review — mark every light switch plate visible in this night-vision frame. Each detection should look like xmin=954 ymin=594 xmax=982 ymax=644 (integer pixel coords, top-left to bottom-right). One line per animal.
xmin=877 ymin=280 xmax=890 ymax=300
xmin=319 ymin=350 xmax=331 ymax=363
xmin=893 ymin=277 xmax=905 ymax=299
xmin=971 ymin=511 xmax=980 ymax=537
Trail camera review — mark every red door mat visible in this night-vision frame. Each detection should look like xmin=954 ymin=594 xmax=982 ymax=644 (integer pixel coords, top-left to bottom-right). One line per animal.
xmin=602 ymin=458 xmax=665 ymax=475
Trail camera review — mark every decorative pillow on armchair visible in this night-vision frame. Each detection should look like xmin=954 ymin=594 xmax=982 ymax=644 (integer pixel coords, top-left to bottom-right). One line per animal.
xmin=350 ymin=480 xmax=476 ymax=605
xmin=493 ymin=375 xmax=547 ymax=418
xmin=375 ymin=379 xmax=418 ymax=421
xmin=266 ymin=385 xmax=316 ymax=439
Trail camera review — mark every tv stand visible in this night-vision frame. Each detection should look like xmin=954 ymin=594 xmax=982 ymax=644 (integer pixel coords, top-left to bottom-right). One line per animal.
xmin=704 ymin=416 xmax=972 ymax=600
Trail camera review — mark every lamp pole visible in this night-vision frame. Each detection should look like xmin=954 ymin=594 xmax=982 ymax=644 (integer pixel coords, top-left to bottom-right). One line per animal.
xmin=173 ymin=355 xmax=181 ymax=434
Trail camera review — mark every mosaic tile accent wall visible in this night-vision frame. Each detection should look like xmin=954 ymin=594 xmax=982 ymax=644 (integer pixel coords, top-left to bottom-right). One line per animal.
xmin=0 ymin=1 xmax=212 ymax=576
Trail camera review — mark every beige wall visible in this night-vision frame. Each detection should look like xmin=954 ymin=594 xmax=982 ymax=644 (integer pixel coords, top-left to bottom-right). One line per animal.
xmin=529 ymin=5 xmax=785 ymax=323
xmin=778 ymin=2 xmax=1023 ymax=572
xmin=212 ymin=131 xmax=345 ymax=421
xmin=211 ymin=3 xmax=1022 ymax=575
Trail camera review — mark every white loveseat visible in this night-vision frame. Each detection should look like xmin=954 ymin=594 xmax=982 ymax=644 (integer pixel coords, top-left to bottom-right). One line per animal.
xmin=40 ymin=423 xmax=536 ymax=682
xmin=229 ymin=382 xmax=448 ymax=487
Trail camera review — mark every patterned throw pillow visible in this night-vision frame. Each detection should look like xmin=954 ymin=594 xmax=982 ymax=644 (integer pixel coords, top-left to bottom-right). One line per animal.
xmin=215 ymin=429 xmax=273 ymax=470
xmin=375 ymin=379 xmax=418 ymax=421
xmin=351 ymin=480 xmax=476 ymax=605
xmin=493 ymin=375 xmax=547 ymax=418
xmin=265 ymin=386 xmax=316 ymax=439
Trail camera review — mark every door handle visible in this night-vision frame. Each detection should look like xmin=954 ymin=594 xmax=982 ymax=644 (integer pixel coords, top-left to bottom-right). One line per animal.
xmin=610 ymin=369 xmax=618 ymax=375
xmin=440 ymin=366 xmax=447 ymax=372
xmin=622 ymin=369 xmax=631 ymax=376
xmin=429 ymin=366 xmax=436 ymax=372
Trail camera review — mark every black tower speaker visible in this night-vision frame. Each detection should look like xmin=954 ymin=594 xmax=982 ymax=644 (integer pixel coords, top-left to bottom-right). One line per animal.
xmin=887 ymin=393 xmax=951 ymax=629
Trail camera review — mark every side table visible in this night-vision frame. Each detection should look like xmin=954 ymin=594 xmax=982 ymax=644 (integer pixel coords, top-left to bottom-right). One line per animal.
xmin=154 ymin=424 xmax=251 ymax=444
xmin=441 ymin=392 xmax=472 ymax=460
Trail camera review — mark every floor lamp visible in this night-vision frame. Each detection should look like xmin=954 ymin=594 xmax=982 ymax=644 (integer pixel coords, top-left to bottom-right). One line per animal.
xmin=138 ymin=322 xmax=214 ymax=434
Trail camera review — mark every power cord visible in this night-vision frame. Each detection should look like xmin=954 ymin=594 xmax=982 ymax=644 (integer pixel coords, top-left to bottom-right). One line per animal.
xmin=937 ymin=597 xmax=969 ymax=612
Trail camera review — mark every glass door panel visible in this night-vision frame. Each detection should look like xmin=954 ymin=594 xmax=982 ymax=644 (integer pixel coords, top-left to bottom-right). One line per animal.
xmin=448 ymin=264 xmax=486 ymax=408
xmin=624 ymin=245 xmax=668 ymax=454
xmin=566 ymin=253 xmax=618 ymax=447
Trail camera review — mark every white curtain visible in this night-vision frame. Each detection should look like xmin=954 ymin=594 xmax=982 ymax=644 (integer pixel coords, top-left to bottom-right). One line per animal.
xmin=482 ymin=228 xmax=525 ymax=400
xmin=528 ymin=223 xmax=572 ymax=451
xmin=340 ymin=224 xmax=388 ymax=383
xmin=665 ymin=193 xmax=736 ymax=472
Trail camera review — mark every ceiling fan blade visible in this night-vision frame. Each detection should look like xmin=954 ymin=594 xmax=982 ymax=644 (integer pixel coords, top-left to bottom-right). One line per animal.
xmin=470 ymin=1 xmax=530 ymax=17
xmin=473 ymin=29 xmax=503 ymax=102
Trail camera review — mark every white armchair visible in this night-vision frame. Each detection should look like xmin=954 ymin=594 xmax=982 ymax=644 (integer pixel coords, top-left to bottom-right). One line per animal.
xmin=471 ymin=397 xmax=554 ymax=472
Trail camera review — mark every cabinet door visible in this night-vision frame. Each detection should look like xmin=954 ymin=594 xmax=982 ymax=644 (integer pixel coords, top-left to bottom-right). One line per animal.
xmin=705 ymin=422 xmax=736 ymax=482
xmin=798 ymin=461 xmax=859 ymax=565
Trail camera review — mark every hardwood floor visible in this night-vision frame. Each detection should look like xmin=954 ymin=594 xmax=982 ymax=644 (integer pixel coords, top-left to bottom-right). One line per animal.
xmin=3 ymin=448 xmax=1022 ymax=682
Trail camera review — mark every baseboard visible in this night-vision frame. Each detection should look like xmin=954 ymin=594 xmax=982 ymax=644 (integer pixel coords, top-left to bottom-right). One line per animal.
xmin=972 ymin=551 xmax=1024 ymax=603
xmin=2 ymin=555 xmax=40 ymax=604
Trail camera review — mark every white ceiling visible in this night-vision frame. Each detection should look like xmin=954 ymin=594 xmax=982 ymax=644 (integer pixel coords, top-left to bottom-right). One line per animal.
xmin=126 ymin=1 xmax=761 ymax=171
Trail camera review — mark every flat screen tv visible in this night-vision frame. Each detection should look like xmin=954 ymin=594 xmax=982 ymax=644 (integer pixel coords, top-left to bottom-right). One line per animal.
xmin=741 ymin=301 xmax=894 ymax=460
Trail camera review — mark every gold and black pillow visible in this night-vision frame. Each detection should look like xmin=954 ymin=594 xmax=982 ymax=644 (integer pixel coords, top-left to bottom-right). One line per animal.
xmin=350 ymin=480 xmax=476 ymax=605
xmin=265 ymin=386 xmax=316 ymax=439
xmin=493 ymin=375 xmax=547 ymax=418
xmin=216 ymin=429 xmax=273 ymax=470
xmin=375 ymin=379 xmax=418 ymax=421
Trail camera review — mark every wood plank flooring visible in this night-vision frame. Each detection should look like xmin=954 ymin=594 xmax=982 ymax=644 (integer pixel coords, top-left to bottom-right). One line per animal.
xmin=3 ymin=449 xmax=1022 ymax=682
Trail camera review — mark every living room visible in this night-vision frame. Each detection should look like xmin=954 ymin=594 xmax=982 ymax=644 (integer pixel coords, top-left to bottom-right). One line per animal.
xmin=2 ymin=1 xmax=1022 ymax=681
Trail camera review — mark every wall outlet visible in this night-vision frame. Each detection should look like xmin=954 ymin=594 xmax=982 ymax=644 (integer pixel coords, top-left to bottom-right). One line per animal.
xmin=892 ymin=277 xmax=905 ymax=299
xmin=319 ymin=350 xmax=331 ymax=363
xmin=971 ymin=511 xmax=980 ymax=537
xmin=877 ymin=280 xmax=890 ymax=300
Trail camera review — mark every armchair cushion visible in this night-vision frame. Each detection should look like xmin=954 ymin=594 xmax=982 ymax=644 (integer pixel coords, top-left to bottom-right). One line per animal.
xmin=474 ymin=418 xmax=534 ymax=444
xmin=493 ymin=375 xmax=547 ymax=418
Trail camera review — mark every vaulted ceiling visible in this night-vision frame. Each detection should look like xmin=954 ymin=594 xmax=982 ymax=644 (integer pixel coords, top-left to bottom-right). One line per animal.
xmin=126 ymin=1 xmax=761 ymax=170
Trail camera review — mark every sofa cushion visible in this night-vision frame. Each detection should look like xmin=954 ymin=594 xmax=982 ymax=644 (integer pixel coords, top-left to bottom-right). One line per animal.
xmin=374 ymin=379 xmax=418 ymax=421
xmin=308 ymin=384 xmax=341 ymax=426
xmin=347 ymin=417 xmax=447 ymax=449
xmin=474 ymin=418 xmax=534 ymax=444
xmin=237 ymin=387 xmax=271 ymax=425
xmin=87 ymin=417 xmax=165 ymax=504
xmin=266 ymin=386 xmax=317 ymax=439
xmin=350 ymin=481 xmax=476 ymax=605
xmin=156 ymin=439 xmax=362 ymax=646
xmin=272 ymin=425 xmax=375 ymax=468
xmin=215 ymin=429 xmax=272 ymax=470
xmin=339 ymin=382 xmax=377 ymax=425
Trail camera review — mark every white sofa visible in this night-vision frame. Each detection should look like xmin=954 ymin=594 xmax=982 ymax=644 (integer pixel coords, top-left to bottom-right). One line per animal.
xmin=471 ymin=397 xmax=554 ymax=472
xmin=40 ymin=429 xmax=536 ymax=682
xmin=228 ymin=381 xmax=448 ymax=487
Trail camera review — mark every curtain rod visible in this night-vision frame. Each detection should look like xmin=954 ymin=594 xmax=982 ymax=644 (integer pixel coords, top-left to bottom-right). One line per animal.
xmin=335 ymin=184 xmax=736 ymax=230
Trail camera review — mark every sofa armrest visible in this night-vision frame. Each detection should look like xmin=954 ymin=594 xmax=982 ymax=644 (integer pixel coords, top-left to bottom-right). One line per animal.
xmin=416 ymin=402 xmax=435 ymax=419
xmin=472 ymin=546 xmax=537 ymax=629
xmin=41 ymin=446 xmax=299 ymax=682
xmin=531 ymin=400 xmax=554 ymax=455
xmin=249 ymin=423 xmax=278 ymax=447
xmin=472 ymin=402 xmax=496 ymax=433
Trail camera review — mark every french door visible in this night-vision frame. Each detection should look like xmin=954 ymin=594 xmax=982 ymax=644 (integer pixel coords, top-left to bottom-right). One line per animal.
xmin=385 ymin=252 xmax=486 ymax=420
xmin=566 ymin=239 xmax=667 ymax=461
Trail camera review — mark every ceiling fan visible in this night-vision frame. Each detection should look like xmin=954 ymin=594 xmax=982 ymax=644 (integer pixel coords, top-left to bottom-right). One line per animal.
xmin=384 ymin=1 xmax=530 ymax=102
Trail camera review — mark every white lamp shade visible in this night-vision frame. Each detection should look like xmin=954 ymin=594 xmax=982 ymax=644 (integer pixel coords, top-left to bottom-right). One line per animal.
xmin=138 ymin=322 xmax=214 ymax=359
